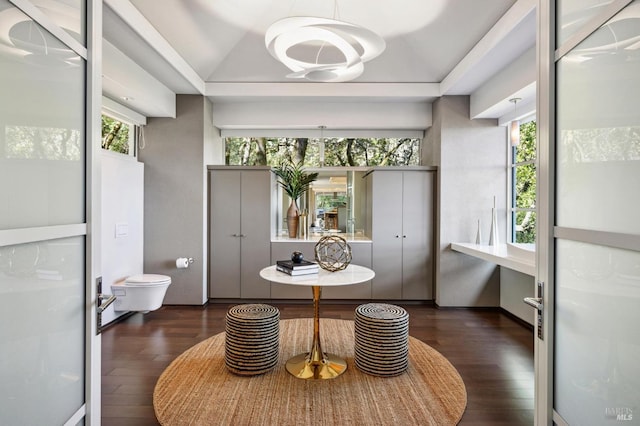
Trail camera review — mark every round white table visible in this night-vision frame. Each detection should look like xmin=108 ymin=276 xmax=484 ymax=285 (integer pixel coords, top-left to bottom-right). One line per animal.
xmin=260 ymin=264 xmax=375 ymax=379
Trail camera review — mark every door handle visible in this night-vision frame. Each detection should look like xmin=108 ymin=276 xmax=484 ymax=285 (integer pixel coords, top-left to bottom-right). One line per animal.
xmin=523 ymin=281 xmax=544 ymax=340
xmin=98 ymin=293 xmax=117 ymax=313
xmin=96 ymin=293 xmax=116 ymax=335
xmin=96 ymin=276 xmax=117 ymax=335
xmin=523 ymin=297 xmax=543 ymax=311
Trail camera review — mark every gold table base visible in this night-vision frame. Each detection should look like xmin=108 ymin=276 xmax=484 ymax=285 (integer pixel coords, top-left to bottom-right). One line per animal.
xmin=286 ymin=285 xmax=347 ymax=380
xmin=285 ymin=352 xmax=347 ymax=379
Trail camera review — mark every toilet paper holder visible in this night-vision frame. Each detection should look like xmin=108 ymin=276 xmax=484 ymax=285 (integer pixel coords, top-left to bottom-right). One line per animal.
xmin=176 ymin=257 xmax=195 ymax=269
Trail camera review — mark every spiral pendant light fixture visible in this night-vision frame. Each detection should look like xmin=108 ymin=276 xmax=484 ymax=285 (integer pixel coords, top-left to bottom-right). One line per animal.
xmin=265 ymin=13 xmax=385 ymax=83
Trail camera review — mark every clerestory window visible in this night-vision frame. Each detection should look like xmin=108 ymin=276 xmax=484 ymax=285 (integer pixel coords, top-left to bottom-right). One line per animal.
xmin=224 ymin=136 xmax=421 ymax=167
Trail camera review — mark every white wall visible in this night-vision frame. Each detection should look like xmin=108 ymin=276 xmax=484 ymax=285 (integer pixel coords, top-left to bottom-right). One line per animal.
xmin=212 ymin=101 xmax=432 ymax=130
xmin=100 ymin=151 xmax=144 ymax=325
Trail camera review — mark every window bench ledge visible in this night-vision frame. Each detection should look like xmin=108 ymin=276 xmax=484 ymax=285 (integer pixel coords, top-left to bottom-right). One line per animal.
xmin=450 ymin=242 xmax=536 ymax=277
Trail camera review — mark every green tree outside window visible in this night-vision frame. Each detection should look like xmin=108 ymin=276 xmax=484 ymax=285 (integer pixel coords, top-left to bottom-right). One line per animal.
xmin=224 ymin=137 xmax=420 ymax=167
xmin=102 ymin=115 xmax=131 ymax=155
xmin=513 ymin=121 xmax=536 ymax=244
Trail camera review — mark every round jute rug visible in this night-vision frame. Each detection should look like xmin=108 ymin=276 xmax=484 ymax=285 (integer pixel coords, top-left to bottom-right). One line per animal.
xmin=153 ymin=318 xmax=467 ymax=425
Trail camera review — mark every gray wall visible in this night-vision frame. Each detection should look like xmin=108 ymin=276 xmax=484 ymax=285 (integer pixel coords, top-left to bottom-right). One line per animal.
xmin=426 ymin=96 xmax=506 ymax=307
xmin=139 ymin=95 xmax=214 ymax=305
xmin=138 ymin=94 xmax=513 ymax=308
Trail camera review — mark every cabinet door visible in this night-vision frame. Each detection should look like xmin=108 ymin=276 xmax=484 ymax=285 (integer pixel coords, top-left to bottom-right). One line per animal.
xmin=209 ymin=170 xmax=241 ymax=298
xmin=240 ymin=170 xmax=272 ymax=298
xmin=401 ymin=171 xmax=434 ymax=299
xmin=371 ymin=171 xmax=403 ymax=299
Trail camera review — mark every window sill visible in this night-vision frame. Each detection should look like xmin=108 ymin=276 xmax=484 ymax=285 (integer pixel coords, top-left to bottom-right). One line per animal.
xmin=450 ymin=242 xmax=535 ymax=277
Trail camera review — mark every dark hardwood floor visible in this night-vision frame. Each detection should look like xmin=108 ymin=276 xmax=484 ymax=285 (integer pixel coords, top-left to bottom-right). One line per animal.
xmin=102 ymin=303 xmax=534 ymax=425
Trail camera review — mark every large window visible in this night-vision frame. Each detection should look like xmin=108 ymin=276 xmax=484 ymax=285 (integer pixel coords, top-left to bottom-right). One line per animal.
xmin=511 ymin=120 xmax=537 ymax=244
xmin=225 ymin=137 xmax=421 ymax=167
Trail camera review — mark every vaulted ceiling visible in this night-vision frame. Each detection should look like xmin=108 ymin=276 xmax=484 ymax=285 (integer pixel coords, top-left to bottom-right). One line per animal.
xmin=102 ymin=0 xmax=538 ymax=126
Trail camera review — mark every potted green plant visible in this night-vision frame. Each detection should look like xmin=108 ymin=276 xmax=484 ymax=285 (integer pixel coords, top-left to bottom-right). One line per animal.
xmin=272 ymin=159 xmax=318 ymax=238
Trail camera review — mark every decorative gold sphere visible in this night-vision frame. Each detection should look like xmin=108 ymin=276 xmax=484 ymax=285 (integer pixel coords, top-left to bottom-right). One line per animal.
xmin=314 ymin=235 xmax=352 ymax=271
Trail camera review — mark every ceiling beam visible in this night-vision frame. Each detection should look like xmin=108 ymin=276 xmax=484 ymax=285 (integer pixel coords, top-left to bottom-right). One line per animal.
xmin=204 ymin=82 xmax=440 ymax=101
xmin=104 ymin=0 xmax=205 ymax=94
xmin=103 ymin=39 xmax=176 ymax=118
xmin=440 ymin=0 xmax=536 ymax=95
xmin=471 ymin=46 xmax=536 ymax=119
xmin=212 ymin=101 xmax=432 ymax=130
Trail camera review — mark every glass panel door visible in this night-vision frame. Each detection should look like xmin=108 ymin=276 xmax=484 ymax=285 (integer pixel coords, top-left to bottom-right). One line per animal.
xmin=556 ymin=0 xmax=616 ymax=45
xmin=0 ymin=237 xmax=86 ymax=424
xmin=0 ymin=1 xmax=90 ymax=424
xmin=555 ymin=241 xmax=640 ymax=424
xmin=553 ymin=1 xmax=640 ymax=424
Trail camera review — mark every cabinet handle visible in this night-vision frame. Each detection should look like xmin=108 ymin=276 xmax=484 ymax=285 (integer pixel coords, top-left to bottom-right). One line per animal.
xmin=395 ymin=235 xmax=399 ymax=238
xmin=403 ymin=235 xmax=406 ymax=238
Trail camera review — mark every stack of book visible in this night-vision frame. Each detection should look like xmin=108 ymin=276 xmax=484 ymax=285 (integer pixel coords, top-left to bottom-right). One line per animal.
xmin=276 ymin=259 xmax=319 ymax=276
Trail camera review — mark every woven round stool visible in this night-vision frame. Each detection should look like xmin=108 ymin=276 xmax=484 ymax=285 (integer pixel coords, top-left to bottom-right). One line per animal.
xmin=225 ymin=303 xmax=280 ymax=375
xmin=354 ymin=303 xmax=409 ymax=377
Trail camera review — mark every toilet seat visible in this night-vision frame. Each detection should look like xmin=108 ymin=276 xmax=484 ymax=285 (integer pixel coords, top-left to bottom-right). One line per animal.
xmin=124 ymin=274 xmax=171 ymax=287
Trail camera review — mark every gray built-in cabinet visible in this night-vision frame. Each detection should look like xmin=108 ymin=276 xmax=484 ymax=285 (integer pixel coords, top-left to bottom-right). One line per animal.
xmin=208 ymin=166 xmax=435 ymax=301
xmin=208 ymin=167 xmax=272 ymax=299
xmin=365 ymin=168 xmax=436 ymax=300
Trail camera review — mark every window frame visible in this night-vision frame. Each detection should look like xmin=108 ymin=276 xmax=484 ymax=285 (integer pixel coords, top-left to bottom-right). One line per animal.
xmin=223 ymin=135 xmax=423 ymax=167
xmin=509 ymin=116 xmax=537 ymax=245
xmin=101 ymin=112 xmax=137 ymax=157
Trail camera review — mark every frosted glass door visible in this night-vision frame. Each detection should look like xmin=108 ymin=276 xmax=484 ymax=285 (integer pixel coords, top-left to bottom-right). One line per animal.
xmin=554 ymin=2 xmax=640 ymax=424
xmin=0 ymin=1 xmax=89 ymax=424
xmin=555 ymin=0 xmax=616 ymax=45
xmin=0 ymin=237 xmax=86 ymax=424
xmin=555 ymin=241 xmax=640 ymax=424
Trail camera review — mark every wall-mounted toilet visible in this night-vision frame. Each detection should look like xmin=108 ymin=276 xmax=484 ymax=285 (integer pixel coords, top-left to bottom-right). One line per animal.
xmin=111 ymin=274 xmax=172 ymax=313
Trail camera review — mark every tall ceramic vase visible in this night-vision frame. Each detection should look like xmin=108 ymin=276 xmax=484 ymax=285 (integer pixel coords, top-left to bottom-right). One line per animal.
xmin=475 ymin=219 xmax=482 ymax=244
xmin=287 ymin=199 xmax=299 ymax=238
xmin=488 ymin=196 xmax=498 ymax=246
